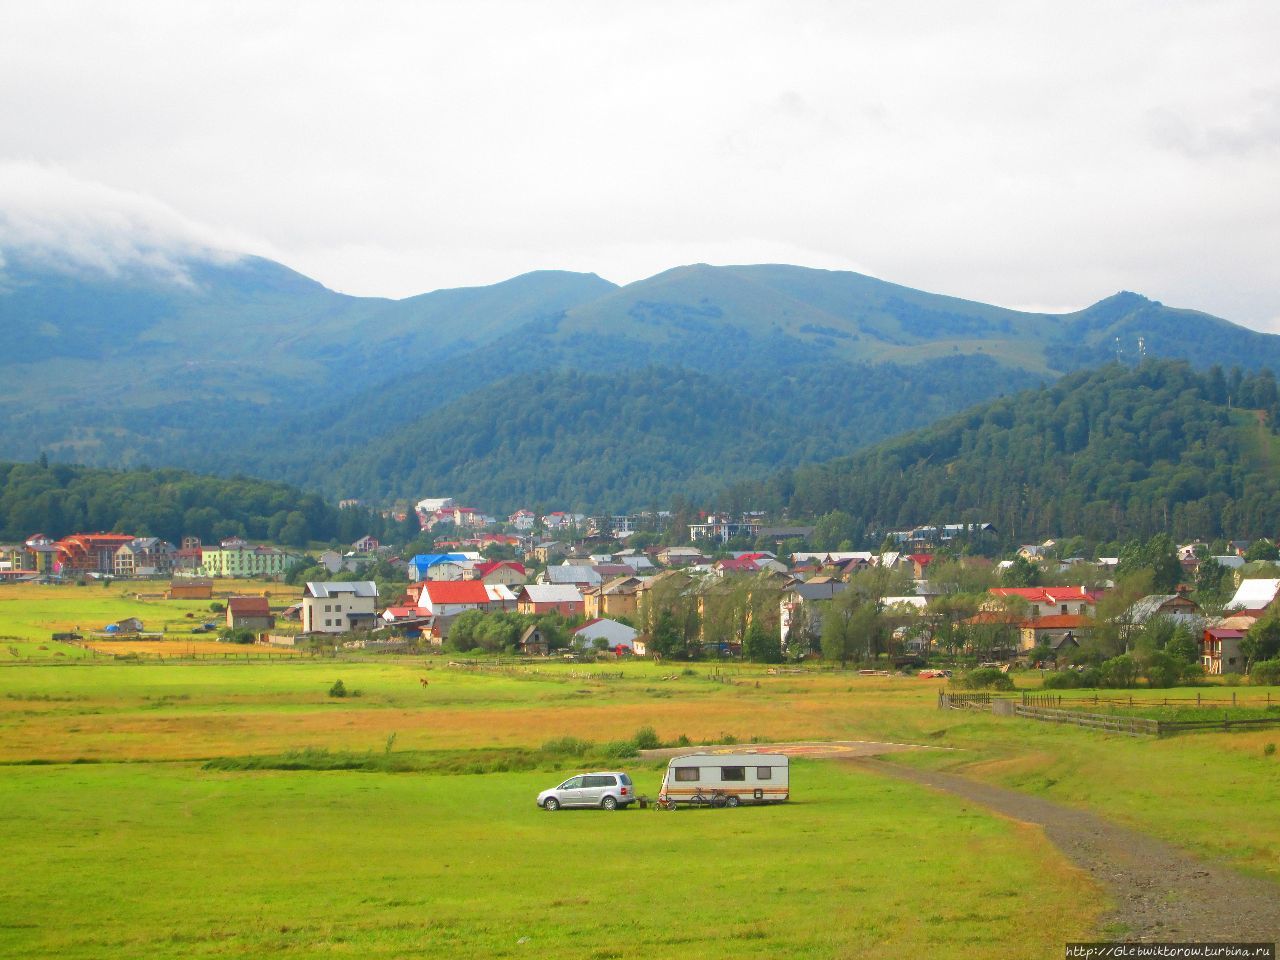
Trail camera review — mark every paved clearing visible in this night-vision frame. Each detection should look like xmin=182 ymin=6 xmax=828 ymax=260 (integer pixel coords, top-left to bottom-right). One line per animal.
xmin=856 ymin=758 xmax=1280 ymax=943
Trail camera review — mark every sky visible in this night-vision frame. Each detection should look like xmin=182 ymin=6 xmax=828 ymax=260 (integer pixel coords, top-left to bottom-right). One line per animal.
xmin=2 ymin=1 xmax=1279 ymax=329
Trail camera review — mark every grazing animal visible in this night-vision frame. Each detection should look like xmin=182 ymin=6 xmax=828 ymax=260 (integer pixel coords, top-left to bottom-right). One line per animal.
xmin=419 ymin=678 xmax=429 ymax=687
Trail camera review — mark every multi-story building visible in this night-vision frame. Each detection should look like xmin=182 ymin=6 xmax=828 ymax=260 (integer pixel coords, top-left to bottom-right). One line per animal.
xmin=55 ymin=533 xmax=137 ymax=576
xmin=199 ymin=541 xmax=302 ymax=579
xmin=301 ymin=581 xmax=378 ymax=633
xmin=113 ymin=537 xmax=177 ymax=578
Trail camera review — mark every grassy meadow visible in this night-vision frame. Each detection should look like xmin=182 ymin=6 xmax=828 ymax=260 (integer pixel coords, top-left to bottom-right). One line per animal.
xmin=0 ymin=579 xmax=303 ymax=661
xmin=2 ymin=582 xmax=1279 ymax=956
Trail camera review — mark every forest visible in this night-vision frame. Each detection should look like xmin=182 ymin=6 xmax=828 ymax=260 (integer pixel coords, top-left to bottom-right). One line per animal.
xmin=0 ymin=459 xmax=409 ymax=546
xmin=721 ymin=360 xmax=1280 ymax=544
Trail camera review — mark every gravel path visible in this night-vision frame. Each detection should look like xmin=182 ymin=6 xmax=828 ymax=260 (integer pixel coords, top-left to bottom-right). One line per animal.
xmin=854 ymin=758 xmax=1280 ymax=942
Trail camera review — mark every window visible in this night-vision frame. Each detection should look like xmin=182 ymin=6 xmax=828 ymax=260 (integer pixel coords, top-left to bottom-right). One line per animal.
xmin=334 ymin=604 xmax=342 ymax=612
xmin=324 ymin=619 xmax=331 ymax=627
xmin=721 ymin=766 xmax=746 ymax=782
xmin=673 ymin=767 xmax=699 ymax=782
xmin=583 ymin=775 xmax=614 ymax=788
xmin=559 ymin=776 xmax=583 ymax=789
xmin=324 ymin=604 xmax=331 ymax=612
xmin=757 ymin=766 xmax=772 ymax=780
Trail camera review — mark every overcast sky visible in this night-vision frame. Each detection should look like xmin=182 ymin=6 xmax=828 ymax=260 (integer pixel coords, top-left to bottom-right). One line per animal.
xmin=2 ymin=1 xmax=1279 ymax=329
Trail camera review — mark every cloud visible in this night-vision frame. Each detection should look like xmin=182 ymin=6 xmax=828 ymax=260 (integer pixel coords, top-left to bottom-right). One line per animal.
xmin=0 ymin=162 xmax=266 ymax=284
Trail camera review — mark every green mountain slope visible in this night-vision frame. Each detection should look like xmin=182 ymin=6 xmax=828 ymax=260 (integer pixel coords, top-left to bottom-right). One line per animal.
xmin=291 ymin=356 xmax=1039 ymax=509
xmin=722 ymin=360 xmax=1280 ymax=543
xmin=6 ymin=248 xmax=1280 ymax=511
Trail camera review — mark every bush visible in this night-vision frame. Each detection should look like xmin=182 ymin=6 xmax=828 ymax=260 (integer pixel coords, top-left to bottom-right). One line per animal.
xmin=209 ymin=602 xmax=225 ymax=613
xmin=631 ymin=726 xmax=661 ymax=750
xmin=599 ymin=740 xmax=639 ymax=760
xmin=541 ymin=736 xmax=591 ymax=756
xmin=1043 ymin=671 xmax=1086 ymax=690
xmin=328 ymin=679 xmax=348 ymax=698
xmin=958 ymin=667 xmax=1015 ymax=691
xmin=1100 ymin=655 xmax=1139 ymax=689
xmin=1142 ymin=651 xmax=1183 ymax=689
xmin=1250 ymin=659 xmax=1280 ymax=686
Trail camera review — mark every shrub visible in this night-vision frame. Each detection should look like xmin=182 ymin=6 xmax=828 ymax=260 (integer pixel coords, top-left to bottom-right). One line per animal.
xmin=631 ymin=726 xmax=661 ymax=750
xmin=1249 ymin=659 xmax=1280 ymax=686
xmin=958 ymin=667 xmax=1015 ymax=691
xmin=328 ymin=679 xmax=348 ymax=698
xmin=1100 ymin=655 xmax=1139 ymax=689
xmin=599 ymin=740 xmax=639 ymax=760
xmin=1264 ymin=742 xmax=1276 ymax=757
xmin=1142 ymin=651 xmax=1183 ymax=689
xmin=1043 ymin=671 xmax=1085 ymax=690
xmin=541 ymin=736 xmax=591 ymax=756
xmin=209 ymin=602 xmax=225 ymax=613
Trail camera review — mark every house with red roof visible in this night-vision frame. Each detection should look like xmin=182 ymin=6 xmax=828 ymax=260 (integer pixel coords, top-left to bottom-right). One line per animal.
xmin=987 ymin=586 xmax=1097 ymax=618
xmin=905 ymin=554 xmax=935 ymax=578
xmin=226 ymin=596 xmax=275 ymax=631
xmin=414 ymin=580 xmax=493 ymax=617
xmin=474 ymin=561 xmax=527 ymax=588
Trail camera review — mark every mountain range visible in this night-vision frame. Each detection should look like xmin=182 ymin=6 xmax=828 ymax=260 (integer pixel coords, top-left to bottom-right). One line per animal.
xmin=5 ymin=248 xmax=1280 ymax=510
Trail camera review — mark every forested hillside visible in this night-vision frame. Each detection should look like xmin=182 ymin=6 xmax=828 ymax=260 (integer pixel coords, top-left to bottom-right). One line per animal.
xmin=0 ymin=461 xmax=407 ymax=546
xmin=8 ymin=248 xmax=1280 ymax=510
xmin=722 ymin=361 xmax=1280 ymax=543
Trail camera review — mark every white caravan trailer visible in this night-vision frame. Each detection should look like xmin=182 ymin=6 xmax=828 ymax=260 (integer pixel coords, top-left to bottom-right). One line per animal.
xmin=657 ymin=752 xmax=789 ymax=808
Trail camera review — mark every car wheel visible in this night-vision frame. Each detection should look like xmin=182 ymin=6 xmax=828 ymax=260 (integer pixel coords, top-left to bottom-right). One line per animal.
xmin=543 ymin=797 xmax=560 ymax=811
xmin=725 ymin=795 xmax=741 ymax=808
xmin=601 ymin=795 xmax=618 ymax=811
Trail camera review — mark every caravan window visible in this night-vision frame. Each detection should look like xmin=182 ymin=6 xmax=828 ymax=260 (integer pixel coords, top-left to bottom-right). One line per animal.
xmin=721 ymin=766 xmax=746 ymax=781
xmin=673 ymin=767 xmax=699 ymax=782
xmin=757 ymin=766 xmax=772 ymax=779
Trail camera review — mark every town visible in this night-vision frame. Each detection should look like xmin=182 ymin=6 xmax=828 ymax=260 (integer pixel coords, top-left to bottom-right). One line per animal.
xmin=7 ymin=497 xmax=1278 ymax=687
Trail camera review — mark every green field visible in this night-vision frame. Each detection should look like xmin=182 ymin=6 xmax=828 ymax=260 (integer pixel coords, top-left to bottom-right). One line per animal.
xmin=0 ymin=580 xmax=303 ymax=662
xmin=2 ymin=584 xmax=1278 ymax=956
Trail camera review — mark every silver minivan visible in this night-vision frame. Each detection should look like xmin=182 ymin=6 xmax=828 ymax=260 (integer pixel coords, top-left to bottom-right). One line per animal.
xmin=537 ymin=771 xmax=635 ymax=810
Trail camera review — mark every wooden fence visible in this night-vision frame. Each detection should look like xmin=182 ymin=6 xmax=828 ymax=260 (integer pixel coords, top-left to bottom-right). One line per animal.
xmin=1013 ymin=704 xmax=1159 ymax=736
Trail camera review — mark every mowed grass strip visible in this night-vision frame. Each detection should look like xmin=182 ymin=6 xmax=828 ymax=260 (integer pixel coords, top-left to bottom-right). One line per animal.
xmin=0 ymin=760 xmax=1100 ymax=960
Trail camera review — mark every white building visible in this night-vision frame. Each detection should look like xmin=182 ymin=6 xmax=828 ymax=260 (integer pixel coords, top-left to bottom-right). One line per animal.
xmin=302 ymin=581 xmax=379 ymax=634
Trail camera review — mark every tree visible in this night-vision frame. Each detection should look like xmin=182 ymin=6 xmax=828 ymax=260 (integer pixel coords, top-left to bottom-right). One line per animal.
xmin=820 ymin=591 xmax=863 ymax=668
xmin=1001 ymin=555 xmax=1040 ymax=588
xmin=1244 ymin=539 xmax=1280 ymax=562
xmin=742 ymin=618 xmax=783 ymax=663
xmin=1242 ymin=608 xmax=1280 ymax=669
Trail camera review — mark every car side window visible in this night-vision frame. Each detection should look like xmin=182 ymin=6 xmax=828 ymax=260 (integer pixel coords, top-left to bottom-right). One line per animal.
xmin=582 ymin=775 xmax=609 ymax=788
xmin=560 ymin=776 xmax=583 ymax=789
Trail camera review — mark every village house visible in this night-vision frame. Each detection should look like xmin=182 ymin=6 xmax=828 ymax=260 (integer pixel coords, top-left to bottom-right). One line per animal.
xmin=986 ymin=586 xmax=1096 ymax=618
xmin=351 ymin=535 xmax=380 ymax=553
xmin=516 ymin=584 xmax=584 ymax=617
xmin=1120 ymin=594 xmax=1203 ymax=642
xmin=472 ymin=561 xmax=527 ymax=588
xmin=226 ymin=596 xmax=275 ymax=632
xmin=657 ymin=546 xmax=706 ymax=567
xmin=541 ymin=564 xmax=602 ymax=590
xmin=582 ymin=575 xmax=642 ymax=620
xmin=508 ymin=509 xmax=536 ymax=531
xmin=1018 ymin=613 xmax=1093 ymax=653
xmin=518 ymin=624 xmax=551 ymax=656
xmin=168 ymin=578 xmax=213 ymax=600
xmin=301 ymin=581 xmax=378 ymax=634
xmin=573 ymin=617 xmax=639 ymax=653
xmin=413 ymin=581 xmax=493 ymax=618
xmin=1224 ymin=578 xmax=1280 ymax=613
xmin=1201 ymin=616 xmax=1252 ymax=674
